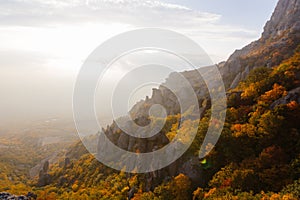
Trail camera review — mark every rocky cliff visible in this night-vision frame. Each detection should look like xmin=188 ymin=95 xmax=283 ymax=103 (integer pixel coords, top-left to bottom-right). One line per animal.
xmin=262 ymin=0 xmax=300 ymax=40
xmin=220 ymin=0 xmax=300 ymax=88
xmin=36 ymin=1 xmax=300 ymax=198
xmin=97 ymin=0 xmax=300 ymax=186
xmin=130 ymin=0 xmax=300 ymax=119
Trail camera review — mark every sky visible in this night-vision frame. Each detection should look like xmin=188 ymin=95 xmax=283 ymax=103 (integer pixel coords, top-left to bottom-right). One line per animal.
xmin=0 ymin=0 xmax=278 ymax=125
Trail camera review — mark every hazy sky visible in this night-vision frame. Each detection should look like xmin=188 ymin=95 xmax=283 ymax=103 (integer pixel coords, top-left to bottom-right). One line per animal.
xmin=0 ymin=0 xmax=278 ymax=124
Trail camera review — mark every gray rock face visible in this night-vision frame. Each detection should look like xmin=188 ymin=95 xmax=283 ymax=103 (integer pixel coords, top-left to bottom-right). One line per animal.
xmin=37 ymin=160 xmax=52 ymax=187
xmin=98 ymin=0 xmax=300 ymax=189
xmin=262 ymin=0 xmax=300 ymax=39
xmin=0 ymin=192 xmax=37 ymax=200
xmin=230 ymin=72 xmax=242 ymax=89
xmin=220 ymin=0 xmax=300 ymax=89
xmin=179 ymin=157 xmax=203 ymax=186
xmin=271 ymin=87 xmax=300 ymax=109
xmin=129 ymin=67 xmax=211 ymax=120
xmin=117 ymin=132 xmax=129 ymax=150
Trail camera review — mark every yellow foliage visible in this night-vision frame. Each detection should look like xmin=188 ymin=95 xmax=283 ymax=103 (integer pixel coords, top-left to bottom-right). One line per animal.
xmin=71 ymin=183 xmax=79 ymax=192
xmin=204 ymin=188 xmax=216 ymax=198
xmin=281 ymin=194 xmax=298 ymax=200
xmin=259 ymin=83 xmax=287 ymax=105
xmin=192 ymin=187 xmax=204 ymax=200
xmin=172 ymin=174 xmax=192 ymax=200
xmin=231 ymin=123 xmax=257 ymax=137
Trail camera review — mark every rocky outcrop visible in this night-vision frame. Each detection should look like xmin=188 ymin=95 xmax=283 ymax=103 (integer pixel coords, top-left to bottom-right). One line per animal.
xmin=37 ymin=160 xmax=51 ymax=187
xmin=0 ymin=192 xmax=37 ymax=200
xmin=97 ymin=0 xmax=300 ymax=190
xmin=220 ymin=0 xmax=300 ymax=89
xmin=129 ymin=67 xmax=211 ymax=120
xmin=271 ymin=87 xmax=300 ymax=108
xmin=179 ymin=157 xmax=204 ymax=186
xmin=262 ymin=0 xmax=300 ymax=39
xmin=102 ymin=120 xmax=170 ymax=153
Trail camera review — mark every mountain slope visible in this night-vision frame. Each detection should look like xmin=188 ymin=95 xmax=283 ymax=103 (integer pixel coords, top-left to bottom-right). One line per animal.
xmin=220 ymin=0 xmax=300 ymax=89
xmin=44 ymin=46 xmax=300 ymax=199
xmin=26 ymin=0 xmax=300 ymax=199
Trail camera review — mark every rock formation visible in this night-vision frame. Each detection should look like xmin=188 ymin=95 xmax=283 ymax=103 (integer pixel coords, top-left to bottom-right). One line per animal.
xmin=0 ymin=192 xmax=37 ymax=200
xmin=97 ymin=0 xmax=300 ymax=190
xmin=37 ymin=160 xmax=51 ymax=187
xmin=220 ymin=0 xmax=300 ymax=88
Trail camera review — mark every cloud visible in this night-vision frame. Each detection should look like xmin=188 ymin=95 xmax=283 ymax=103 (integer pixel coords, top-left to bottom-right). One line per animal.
xmin=0 ymin=0 xmax=260 ymax=63
xmin=0 ymin=0 xmax=266 ymax=124
xmin=87 ymin=0 xmax=191 ymax=10
xmin=0 ymin=0 xmax=220 ymax=27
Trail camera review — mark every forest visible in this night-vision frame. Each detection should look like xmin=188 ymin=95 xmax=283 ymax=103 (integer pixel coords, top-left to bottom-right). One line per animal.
xmin=1 ymin=0 xmax=300 ymax=199
xmin=0 ymin=45 xmax=299 ymax=200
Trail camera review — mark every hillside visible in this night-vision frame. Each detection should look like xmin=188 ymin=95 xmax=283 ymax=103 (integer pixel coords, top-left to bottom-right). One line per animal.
xmin=29 ymin=0 xmax=300 ymax=199
xmin=1 ymin=0 xmax=300 ymax=199
xmin=220 ymin=0 xmax=300 ymax=89
xmin=0 ymin=120 xmax=77 ymax=199
xmin=38 ymin=45 xmax=300 ymax=200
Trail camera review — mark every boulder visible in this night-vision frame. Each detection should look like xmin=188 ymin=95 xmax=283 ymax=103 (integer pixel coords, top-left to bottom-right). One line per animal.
xmin=271 ymin=87 xmax=300 ymax=108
